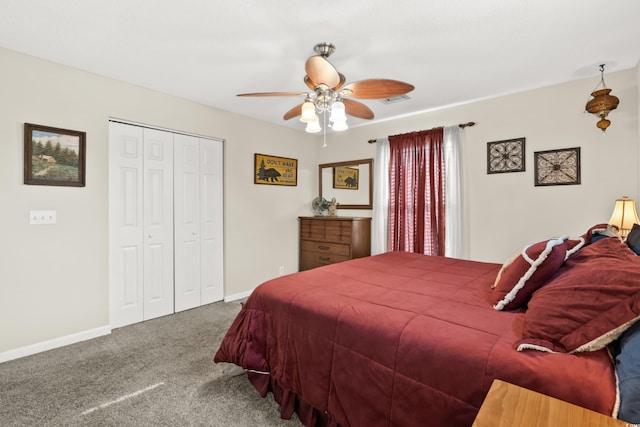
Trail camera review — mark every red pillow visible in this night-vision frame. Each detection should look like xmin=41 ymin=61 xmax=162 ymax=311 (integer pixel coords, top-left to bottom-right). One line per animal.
xmin=516 ymin=237 xmax=640 ymax=353
xmin=492 ymin=237 xmax=568 ymax=311
xmin=564 ymin=237 xmax=585 ymax=257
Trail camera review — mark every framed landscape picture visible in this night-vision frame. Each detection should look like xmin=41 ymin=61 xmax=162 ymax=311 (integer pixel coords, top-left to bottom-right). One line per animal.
xmin=254 ymin=153 xmax=298 ymax=186
xmin=24 ymin=123 xmax=86 ymax=187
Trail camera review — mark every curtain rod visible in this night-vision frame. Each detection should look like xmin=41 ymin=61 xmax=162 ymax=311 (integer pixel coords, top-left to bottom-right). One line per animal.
xmin=367 ymin=121 xmax=476 ymax=143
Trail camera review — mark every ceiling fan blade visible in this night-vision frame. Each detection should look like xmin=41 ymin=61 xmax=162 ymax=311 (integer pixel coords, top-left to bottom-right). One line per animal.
xmin=343 ymin=99 xmax=374 ymax=120
xmin=305 ymin=56 xmax=341 ymax=88
xmin=341 ymin=79 xmax=415 ymax=99
xmin=283 ymin=104 xmax=303 ymax=120
xmin=237 ymin=92 xmax=307 ymax=97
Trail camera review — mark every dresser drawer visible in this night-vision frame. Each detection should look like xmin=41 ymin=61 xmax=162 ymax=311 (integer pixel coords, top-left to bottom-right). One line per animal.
xmin=300 ymin=250 xmax=351 ymax=270
xmin=300 ymin=240 xmax=351 ymax=256
xmin=300 ymin=219 xmax=352 ymax=244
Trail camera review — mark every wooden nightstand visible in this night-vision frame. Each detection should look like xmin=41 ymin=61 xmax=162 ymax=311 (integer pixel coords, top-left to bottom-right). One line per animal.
xmin=472 ymin=380 xmax=627 ymax=427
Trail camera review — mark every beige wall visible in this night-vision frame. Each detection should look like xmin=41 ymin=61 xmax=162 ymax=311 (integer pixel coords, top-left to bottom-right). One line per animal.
xmin=0 ymin=47 xmax=316 ymax=356
xmin=315 ymin=67 xmax=639 ymax=263
xmin=1 ymin=45 xmax=638 ymax=359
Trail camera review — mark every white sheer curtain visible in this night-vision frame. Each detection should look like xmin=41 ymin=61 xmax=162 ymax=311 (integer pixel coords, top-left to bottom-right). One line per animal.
xmin=443 ymin=126 xmax=462 ymax=258
xmin=372 ymin=138 xmax=390 ymax=255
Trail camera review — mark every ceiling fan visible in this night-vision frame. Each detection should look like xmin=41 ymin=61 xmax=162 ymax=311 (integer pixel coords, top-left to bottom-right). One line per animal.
xmin=237 ymin=42 xmax=415 ymax=133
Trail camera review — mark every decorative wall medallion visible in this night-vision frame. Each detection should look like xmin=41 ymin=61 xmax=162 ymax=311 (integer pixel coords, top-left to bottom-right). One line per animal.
xmin=534 ymin=147 xmax=581 ymax=186
xmin=487 ymin=138 xmax=525 ymax=174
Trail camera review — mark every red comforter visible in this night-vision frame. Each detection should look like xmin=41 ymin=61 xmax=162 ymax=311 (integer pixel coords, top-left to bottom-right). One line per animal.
xmin=214 ymin=252 xmax=617 ymax=427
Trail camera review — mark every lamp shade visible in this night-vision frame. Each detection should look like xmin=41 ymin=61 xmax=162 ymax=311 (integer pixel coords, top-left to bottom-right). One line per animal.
xmin=608 ymin=196 xmax=640 ymax=236
xmin=331 ymin=119 xmax=348 ymax=131
xmin=329 ymin=100 xmax=346 ymax=122
xmin=300 ymin=101 xmax=317 ymax=123
xmin=305 ymin=115 xmax=321 ymax=133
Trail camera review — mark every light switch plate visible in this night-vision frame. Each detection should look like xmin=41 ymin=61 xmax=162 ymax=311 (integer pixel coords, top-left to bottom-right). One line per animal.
xmin=30 ymin=210 xmax=57 ymax=224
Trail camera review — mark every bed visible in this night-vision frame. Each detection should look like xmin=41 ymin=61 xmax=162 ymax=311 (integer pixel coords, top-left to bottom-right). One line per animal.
xmin=215 ymin=225 xmax=640 ymax=426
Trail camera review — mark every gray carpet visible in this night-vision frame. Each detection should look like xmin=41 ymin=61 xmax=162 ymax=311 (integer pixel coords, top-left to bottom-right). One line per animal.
xmin=0 ymin=301 xmax=299 ymax=426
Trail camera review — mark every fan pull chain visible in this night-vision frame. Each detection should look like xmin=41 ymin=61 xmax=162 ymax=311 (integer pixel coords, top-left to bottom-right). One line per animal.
xmin=322 ymin=111 xmax=327 ymax=148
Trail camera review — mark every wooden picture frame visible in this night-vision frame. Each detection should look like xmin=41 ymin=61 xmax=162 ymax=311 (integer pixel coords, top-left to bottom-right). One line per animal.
xmin=333 ymin=166 xmax=359 ymax=190
xmin=254 ymin=153 xmax=297 ymax=186
xmin=534 ymin=147 xmax=581 ymax=186
xmin=487 ymin=137 xmax=526 ymax=174
xmin=24 ymin=123 xmax=86 ymax=187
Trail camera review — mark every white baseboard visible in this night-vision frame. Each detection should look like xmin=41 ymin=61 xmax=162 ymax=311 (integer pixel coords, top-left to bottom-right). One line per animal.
xmin=224 ymin=289 xmax=254 ymax=302
xmin=0 ymin=325 xmax=111 ymax=364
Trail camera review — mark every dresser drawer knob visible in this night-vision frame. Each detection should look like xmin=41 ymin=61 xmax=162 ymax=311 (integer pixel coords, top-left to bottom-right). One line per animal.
xmin=319 ymin=256 xmax=330 ymax=261
xmin=318 ymin=245 xmax=330 ymax=250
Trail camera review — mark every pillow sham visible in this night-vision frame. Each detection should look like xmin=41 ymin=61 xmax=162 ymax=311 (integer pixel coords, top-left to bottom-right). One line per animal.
xmin=564 ymin=237 xmax=585 ymax=259
xmin=582 ymin=223 xmax=619 ymax=244
xmin=616 ymin=319 xmax=640 ymax=424
xmin=626 ymin=223 xmax=640 ymax=255
xmin=492 ymin=236 xmax=568 ymax=311
xmin=516 ymin=237 xmax=640 ymax=353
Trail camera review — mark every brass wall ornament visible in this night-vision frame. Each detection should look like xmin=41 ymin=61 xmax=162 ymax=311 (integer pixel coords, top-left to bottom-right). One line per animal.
xmin=585 ymin=64 xmax=619 ymax=133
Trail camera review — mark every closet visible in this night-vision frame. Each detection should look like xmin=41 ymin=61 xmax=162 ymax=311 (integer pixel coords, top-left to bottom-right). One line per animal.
xmin=108 ymin=121 xmax=224 ymax=328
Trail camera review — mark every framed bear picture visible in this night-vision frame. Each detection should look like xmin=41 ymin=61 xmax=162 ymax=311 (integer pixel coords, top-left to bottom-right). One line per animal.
xmin=333 ymin=166 xmax=359 ymax=190
xmin=254 ymin=153 xmax=298 ymax=186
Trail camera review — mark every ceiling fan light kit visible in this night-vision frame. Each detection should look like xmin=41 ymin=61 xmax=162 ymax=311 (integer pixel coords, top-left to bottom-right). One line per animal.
xmin=237 ymin=42 xmax=415 ymax=137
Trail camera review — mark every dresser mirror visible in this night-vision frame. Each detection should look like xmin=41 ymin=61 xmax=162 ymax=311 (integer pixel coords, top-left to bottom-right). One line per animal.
xmin=318 ymin=158 xmax=373 ymax=209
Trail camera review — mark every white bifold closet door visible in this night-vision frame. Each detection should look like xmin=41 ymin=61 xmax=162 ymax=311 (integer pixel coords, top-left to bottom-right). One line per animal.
xmin=174 ymin=134 xmax=224 ymax=312
xmin=109 ymin=122 xmax=175 ymax=328
xmin=109 ymin=121 xmax=224 ymax=328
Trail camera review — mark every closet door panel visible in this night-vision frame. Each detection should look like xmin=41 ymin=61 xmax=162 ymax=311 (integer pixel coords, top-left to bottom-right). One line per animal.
xmin=142 ymin=128 xmax=174 ymax=320
xmin=109 ymin=122 xmax=144 ymax=328
xmin=174 ymin=134 xmax=202 ymax=312
xmin=200 ymin=138 xmax=224 ymax=304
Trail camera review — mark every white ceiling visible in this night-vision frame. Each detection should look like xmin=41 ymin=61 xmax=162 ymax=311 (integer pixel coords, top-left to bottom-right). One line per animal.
xmin=1 ymin=0 xmax=639 ymax=132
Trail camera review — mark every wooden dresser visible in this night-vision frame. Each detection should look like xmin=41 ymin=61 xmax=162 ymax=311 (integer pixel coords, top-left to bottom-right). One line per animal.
xmin=299 ymin=216 xmax=371 ymax=271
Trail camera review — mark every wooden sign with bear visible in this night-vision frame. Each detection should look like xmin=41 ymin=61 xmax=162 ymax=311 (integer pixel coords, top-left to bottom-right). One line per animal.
xmin=254 ymin=153 xmax=298 ymax=186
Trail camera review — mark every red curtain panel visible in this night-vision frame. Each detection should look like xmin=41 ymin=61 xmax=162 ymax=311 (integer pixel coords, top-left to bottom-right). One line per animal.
xmin=388 ymin=127 xmax=445 ymax=255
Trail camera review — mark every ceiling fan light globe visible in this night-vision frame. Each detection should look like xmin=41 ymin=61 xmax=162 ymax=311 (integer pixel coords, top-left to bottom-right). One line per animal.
xmin=332 ymin=119 xmax=348 ymax=131
xmin=329 ymin=101 xmax=346 ymax=122
xmin=305 ymin=116 xmax=321 ymax=133
xmin=300 ymin=101 xmax=317 ymax=123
